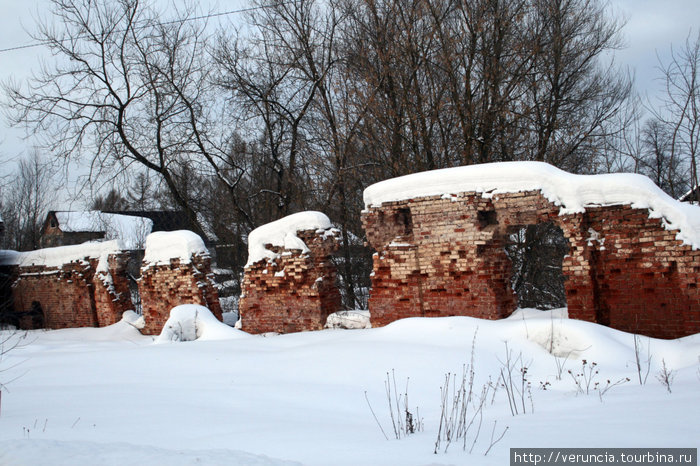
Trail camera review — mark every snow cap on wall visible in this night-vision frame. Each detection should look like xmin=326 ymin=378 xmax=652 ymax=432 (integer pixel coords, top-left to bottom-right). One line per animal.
xmin=0 ymin=240 xmax=124 ymax=268
xmin=142 ymin=230 xmax=209 ymax=266
xmin=363 ymin=161 xmax=700 ymax=249
xmin=245 ymin=211 xmax=334 ymax=267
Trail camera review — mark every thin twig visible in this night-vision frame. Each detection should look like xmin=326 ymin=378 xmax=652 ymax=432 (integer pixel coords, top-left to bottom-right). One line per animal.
xmin=484 ymin=421 xmax=509 ymax=456
xmin=364 ymin=391 xmax=389 ymax=441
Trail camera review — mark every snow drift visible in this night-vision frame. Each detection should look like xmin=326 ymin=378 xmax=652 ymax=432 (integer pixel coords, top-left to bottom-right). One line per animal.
xmin=0 ymin=310 xmax=698 ymax=466
xmin=156 ymin=304 xmax=248 ymax=343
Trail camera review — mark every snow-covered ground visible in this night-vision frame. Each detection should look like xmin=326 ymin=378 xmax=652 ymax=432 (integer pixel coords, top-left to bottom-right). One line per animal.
xmin=0 ymin=309 xmax=698 ymax=465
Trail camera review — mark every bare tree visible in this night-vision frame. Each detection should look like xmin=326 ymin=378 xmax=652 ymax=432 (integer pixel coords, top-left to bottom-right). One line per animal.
xmin=505 ymin=222 xmax=568 ymax=309
xmin=2 ymin=0 xmax=237 ymax=233
xmin=637 ymin=118 xmax=686 ymax=196
xmin=651 ymin=32 xmax=700 ymax=196
xmin=214 ymin=0 xmax=332 ymax=224
xmin=341 ymin=0 xmax=629 ymax=174
xmin=91 ymin=188 xmax=129 ymax=211
xmin=614 ymin=32 xmax=700 ymax=197
xmin=525 ymin=0 xmax=632 ymax=172
xmin=124 ymin=172 xmax=161 ymax=210
xmin=0 ymin=150 xmax=55 ymax=251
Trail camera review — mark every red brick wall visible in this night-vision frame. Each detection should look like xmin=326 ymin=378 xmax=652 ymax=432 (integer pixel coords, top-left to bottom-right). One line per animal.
xmin=9 ymin=253 xmax=135 ymax=331
xmin=240 ymin=229 xmax=342 ymax=334
xmin=138 ymin=254 xmax=222 ymax=335
xmin=8 ymin=248 xmax=221 ymax=335
xmin=562 ymin=205 xmax=700 ymax=339
xmin=363 ymin=191 xmax=700 ymax=339
xmin=13 ymin=261 xmax=93 ymax=329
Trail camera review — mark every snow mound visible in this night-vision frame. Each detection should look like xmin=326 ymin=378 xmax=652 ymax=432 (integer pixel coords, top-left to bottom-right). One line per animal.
xmin=121 ymin=310 xmax=145 ymax=330
xmin=156 ymin=304 xmax=249 ymax=343
xmin=363 ymin=161 xmax=700 ymax=249
xmin=325 ymin=310 xmax=371 ymax=329
xmin=0 ymin=440 xmax=302 ymax=466
xmin=142 ymin=230 xmax=209 ymax=266
xmin=0 ymin=240 xmax=124 ymax=268
xmin=506 ymin=308 xmax=594 ymax=358
xmin=245 ymin=211 xmax=336 ymax=267
xmin=14 ymin=313 xmax=148 ymax=343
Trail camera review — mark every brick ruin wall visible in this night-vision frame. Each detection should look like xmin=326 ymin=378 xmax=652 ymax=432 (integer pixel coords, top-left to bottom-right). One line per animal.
xmin=8 ymin=253 xmax=132 ymax=330
xmin=3 ymin=245 xmax=222 ymax=335
xmin=563 ymin=205 xmax=699 ymax=339
xmin=138 ymin=254 xmax=222 ymax=335
xmin=240 ymin=229 xmax=342 ymax=334
xmin=362 ymin=191 xmax=700 ymax=339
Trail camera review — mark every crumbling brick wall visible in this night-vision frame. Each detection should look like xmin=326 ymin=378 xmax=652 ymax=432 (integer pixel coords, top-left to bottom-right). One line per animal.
xmin=363 ymin=190 xmax=700 ymax=339
xmin=240 ymin=229 xmax=342 ymax=334
xmin=560 ymin=205 xmax=700 ymax=339
xmin=93 ymin=253 xmax=133 ymax=327
xmin=8 ymin=252 xmax=132 ymax=330
xmin=11 ymin=261 xmax=98 ymax=329
xmin=138 ymin=253 xmax=221 ymax=335
xmin=3 ymin=233 xmax=222 ymax=334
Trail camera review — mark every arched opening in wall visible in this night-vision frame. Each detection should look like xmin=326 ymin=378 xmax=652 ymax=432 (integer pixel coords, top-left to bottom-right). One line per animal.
xmin=504 ymin=222 xmax=568 ymax=310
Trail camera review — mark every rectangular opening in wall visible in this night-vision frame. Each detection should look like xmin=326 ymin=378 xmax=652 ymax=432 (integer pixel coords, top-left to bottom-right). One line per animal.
xmin=395 ymin=207 xmax=413 ymax=237
xmin=477 ymin=210 xmax=497 ymax=230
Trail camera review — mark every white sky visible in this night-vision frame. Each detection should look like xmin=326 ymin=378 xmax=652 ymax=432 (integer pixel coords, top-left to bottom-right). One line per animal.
xmin=0 ymin=0 xmax=698 ymax=206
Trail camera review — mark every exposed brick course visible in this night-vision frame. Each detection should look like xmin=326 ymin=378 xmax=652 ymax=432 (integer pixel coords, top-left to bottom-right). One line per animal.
xmin=362 ymin=190 xmax=700 ymax=339
xmin=138 ymin=254 xmax=221 ymax=335
xmin=240 ymin=229 xmax=342 ymax=334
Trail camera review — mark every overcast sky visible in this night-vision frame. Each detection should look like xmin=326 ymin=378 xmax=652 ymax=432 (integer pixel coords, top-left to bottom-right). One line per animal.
xmin=0 ymin=0 xmax=698 ymax=203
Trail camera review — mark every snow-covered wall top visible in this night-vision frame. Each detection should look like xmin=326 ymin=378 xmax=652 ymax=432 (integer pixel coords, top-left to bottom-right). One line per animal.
xmin=363 ymin=161 xmax=700 ymax=249
xmin=142 ymin=230 xmax=209 ymax=267
xmin=55 ymin=211 xmax=153 ymax=249
xmin=245 ymin=211 xmax=334 ymax=267
xmin=0 ymin=240 xmax=124 ymax=268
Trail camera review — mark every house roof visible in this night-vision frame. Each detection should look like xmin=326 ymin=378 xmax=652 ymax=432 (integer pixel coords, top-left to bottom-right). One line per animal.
xmin=44 ymin=210 xmax=216 ymax=249
xmin=104 ymin=211 xmax=215 ymax=243
xmin=679 ymin=185 xmax=699 ymax=203
xmin=49 ymin=211 xmax=153 ymax=250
